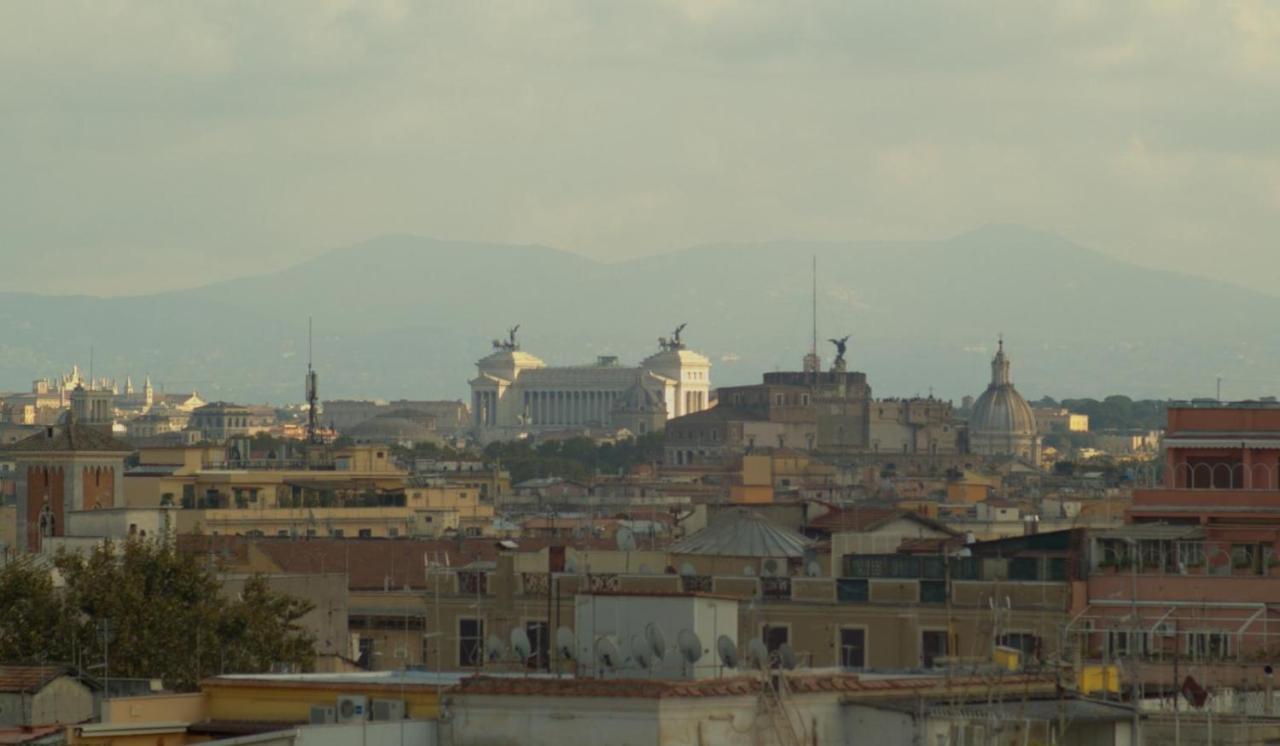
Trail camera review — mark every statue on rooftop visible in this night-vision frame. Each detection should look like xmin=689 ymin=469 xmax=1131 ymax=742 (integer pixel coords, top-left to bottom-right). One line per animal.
xmin=492 ymin=324 xmax=521 ymax=351
xmin=659 ymin=322 xmax=688 ymax=351
xmin=829 ymin=335 xmax=850 ymax=368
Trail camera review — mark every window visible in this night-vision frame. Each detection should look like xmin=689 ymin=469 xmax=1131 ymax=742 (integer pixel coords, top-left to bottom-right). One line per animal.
xmin=459 ymin=618 xmax=485 ymax=667
xmin=305 ymin=528 xmax=316 ymax=537
xmin=998 ymin=633 xmax=1041 ymax=661
xmin=1187 ymin=630 xmax=1231 ymax=660
xmin=357 ymin=637 xmax=374 ymax=668
xmin=276 ymin=529 xmax=288 ymax=537
xmin=762 ymin=624 xmax=789 ymax=654
xmin=388 ymin=527 xmax=399 ymax=538
xmin=840 ymin=628 xmax=866 ymax=668
xmin=836 ymin=578 xmax=869 ymax=602
xmin=1106 ymin=629 xmax=1149 ymax=659
xmin=920 ymin=580 xmax=947 ymax=604
xmin=358 ymin=528 xmax=373 ymax=538
xmin=331 ymin=528 xmax=344 ymax=538
xmin=921 ymin=630 xmax=949 ymax=667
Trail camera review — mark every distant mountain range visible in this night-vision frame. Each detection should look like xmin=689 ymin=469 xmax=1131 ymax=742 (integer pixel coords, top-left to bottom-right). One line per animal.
xmin=2 ymin=225 xmax=1277 ymax=405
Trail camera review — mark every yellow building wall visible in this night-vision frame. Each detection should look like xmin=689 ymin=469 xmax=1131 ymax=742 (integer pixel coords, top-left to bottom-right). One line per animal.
xmin=106 ymin=693 xmax=209 ymax=724
xmin=179 ymin=508 xmax=416 ymax=538
xmin=68 ymin=728 xmax=194 ymax=746
xmin=202 ymin=682 xmax=440 ymax=721
xmin=947 ymin=482 xmax=991 ymax=503
xmin=730 ymin=484 xmax=774 ymax=504
xmin=739 ymin=455 xmax=773 ymax=486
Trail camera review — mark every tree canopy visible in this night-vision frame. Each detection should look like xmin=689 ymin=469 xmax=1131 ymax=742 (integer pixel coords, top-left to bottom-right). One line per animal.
xmin=0 ymin=539 xmax=315 ymax=690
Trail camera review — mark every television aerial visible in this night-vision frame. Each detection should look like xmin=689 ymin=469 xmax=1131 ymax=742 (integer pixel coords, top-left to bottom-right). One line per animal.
xmin=596 ymin=636 xmax=624 ymax=671
xmin=616 ymin=526 xmax=637 ymax=552
xmin=746 ymin=639 xmax=770 ymax=670
xmin=511 ymin=627 xmax=532 ymax=663
xmin=716 ymin=635 xmax=738 ymax=669
xmin=778 ymin=643 xmax=798 ymax=670
xmin=805 ymin=560 xmax=822 ymax=577
xmin=556 ymin=626 xmax=575 ymax=661
xmin=678 ymin=628 xmax=703 ymax=670
xmin=485 ymin=634 xmax=505 ymax=663
xmin=645 ymin=622 xmax=667 ymax=660
xmin=630 ymin=634 xmax=653 ymax=670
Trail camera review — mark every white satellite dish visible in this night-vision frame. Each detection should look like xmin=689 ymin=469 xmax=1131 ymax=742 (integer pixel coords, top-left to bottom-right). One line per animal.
xmin=778 ymin=643 xmax=798 ymax=670
xmin=716 ymin=635 xmax=739 ymax=669
xmin=556 ymin=626 xmax=575 ymax=660
xmin=805 ymin=560 xmax=822 ymax=577
xmin=678 ymin=629 xmax=703 ymax=666
xmin=762 ymin=558 xmax=779 ymax=577
xmin=572 ymin=526 xmax=587 ymax=540
xmin=630 ymin=635 xmax=652 ymax=669
xmin=596 ymin=636 xmax=623 ymax=671
xmin=662 ymin=647 xmax=683 ymax=672
xmin=743 ymin=564 xmax=756 ymax=576
xmin=645 ymin=622 xmax=667 ymax=659
xmin=679 ymin=562 xmax=697 ymax=576
xmin=616 ymin=526 xmax=637 ymax=552
xmin=485 ymin=634 xmax=505 ymax=662
xmin=747 ymin=639 xmax=769 ymax=670
xmin=565 ymin=557 xmax=579 ymax=573
xmin=511 ymin=627 xmax=532 ymax=662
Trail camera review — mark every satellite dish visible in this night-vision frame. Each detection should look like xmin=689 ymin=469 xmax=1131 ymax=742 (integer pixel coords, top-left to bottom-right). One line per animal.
xmin=662 ymin=647 xmax=683 ymax=672
xmin=485 ymin=634 xmax=505 ymax=662
xmin=338 ymin=698 xmax=358 ymax=719
xmin=679 ymin=562 xmax=697 ymax=576
xmin=805 ymin=560 xmax=822 ymax=577
xmin=616 ymin=526 xmax=637 ymax=552
xmin=565 ymin=557 xmax=579 ymax=574
xmin=630 ymin=635 xmax=652 ymax=669
xmin=678 ymin=629 xmax=703 ymax=665
xmin=556 ymin=626 xmax=575 ymax=661
xmin=572 ymin=526 xmax=587 ymax=540
xmin=747 ymin=639 xmax=769 ymax=670
xmin=511 ymin=627 xmax=532 ymax=662
xmin=596 ymin=636 xmax=623 ymax=670
xmin=716 ymin=635 xmax=738 ymax=669
xmin=778 ymin=643 xmax=798 ymax=670
xmin=645 ymin=622 xmax=667 ymax=659
xmin=762 ymin=558 xmax=779 ymax=577
xmin=743 ymin=564 xmax=756 ymax=576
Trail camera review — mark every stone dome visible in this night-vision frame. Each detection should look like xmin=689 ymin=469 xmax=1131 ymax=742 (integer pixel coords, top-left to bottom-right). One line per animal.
xmin=970 ymin=339 xmax=1036 ymax=436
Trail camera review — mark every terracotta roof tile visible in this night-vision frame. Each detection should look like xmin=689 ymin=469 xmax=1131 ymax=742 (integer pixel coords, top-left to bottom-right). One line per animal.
xmin=0 ymin=666 xmax=66 ymax=694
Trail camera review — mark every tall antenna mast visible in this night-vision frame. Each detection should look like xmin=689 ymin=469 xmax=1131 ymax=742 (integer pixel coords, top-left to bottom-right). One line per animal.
xmin=803 ymin=256 xmax=821 ymax=374
xmin=306 ymin=317 xmax=320 ymax=444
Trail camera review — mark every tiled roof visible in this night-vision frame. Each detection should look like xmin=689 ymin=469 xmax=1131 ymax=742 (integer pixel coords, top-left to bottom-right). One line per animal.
xmin=806 ymin=506 xmax=902 ymax=533
xmin=179 ymin=536 xmax=618 ymax=590
xmin=452 ymin=672 xmax=1057 ymax=699
xmin=0 ymin=726 xmax=63 ymax=745
xmin=6 ymin=423 xmax=133 ymax=454
xmin=0 ymin=666 xmax=66 ymax=694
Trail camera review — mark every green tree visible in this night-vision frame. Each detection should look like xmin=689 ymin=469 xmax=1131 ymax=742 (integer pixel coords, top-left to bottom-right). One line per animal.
xmin=0 ymin=539 xmax=315 ymax=691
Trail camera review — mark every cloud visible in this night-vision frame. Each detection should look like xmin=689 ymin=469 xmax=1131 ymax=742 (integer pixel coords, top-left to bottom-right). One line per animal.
xmin=1 ymin=1 xmax=1279 ymax=295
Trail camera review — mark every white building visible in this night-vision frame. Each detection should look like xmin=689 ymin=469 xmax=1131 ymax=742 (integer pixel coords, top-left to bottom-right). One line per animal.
xmin=468 ymin=327 xmax=711 ymax=441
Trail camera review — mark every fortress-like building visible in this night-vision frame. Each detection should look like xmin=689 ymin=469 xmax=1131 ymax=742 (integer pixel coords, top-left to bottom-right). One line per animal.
xmin=468 ymin=326 xmax=711 ymax=441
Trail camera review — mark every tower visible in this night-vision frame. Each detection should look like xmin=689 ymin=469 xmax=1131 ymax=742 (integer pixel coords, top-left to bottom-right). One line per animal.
xmin=802 ymin=256 xmax=822 ymax=373
xmin=306 ymin=318 xmax=321 ymax=444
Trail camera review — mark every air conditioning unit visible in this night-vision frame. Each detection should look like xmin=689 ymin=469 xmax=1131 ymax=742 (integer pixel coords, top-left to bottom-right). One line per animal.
xmin=335 ymin=695 xmax=369 ymax=723
xmin=309 ymin=705 xmax=336 ymax=724
xmin=1154 ymin=622 xmax=1176 ymax=637
xmin=371 ymin=699 xmax=406 ymax=721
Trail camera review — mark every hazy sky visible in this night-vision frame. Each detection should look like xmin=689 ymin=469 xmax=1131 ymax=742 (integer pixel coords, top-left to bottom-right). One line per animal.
xmin=4 ymin=1 xmax=1280 ymax=296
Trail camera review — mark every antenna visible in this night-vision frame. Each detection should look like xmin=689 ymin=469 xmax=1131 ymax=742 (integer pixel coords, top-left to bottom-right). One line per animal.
xmin=645 ymin=622 xmax=667 ymax=659
xmin=677 ymin=629 xmax=703 ymax=667
xmin=805 ymin=560 xmax=822 ymax=578
xmin=484 ymin=634 xmax=505 ymax=663
xmin=596 ymin=636 xmax=623 ymax=672
xmin=616 ymin=526 xmax=637 ymax=552
xmin=306 ymin=317 xmax=321 ymax=444
xmin=747 ymin=639 xmax=769 ymax=670
xmin=511 ymin=627 xmax=532 ymax=663
xmin=716 ymin=635 xmax=738 ymax=670
xmin=778 ymin=643 xmax=798 ymax=670
xmin=556 ymin=626 xmax=575 ymax=661
xmin=811 ymin=254 xmax=817 ymax=360
xmin=630 ymin=635 xmax=652 ymax=670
